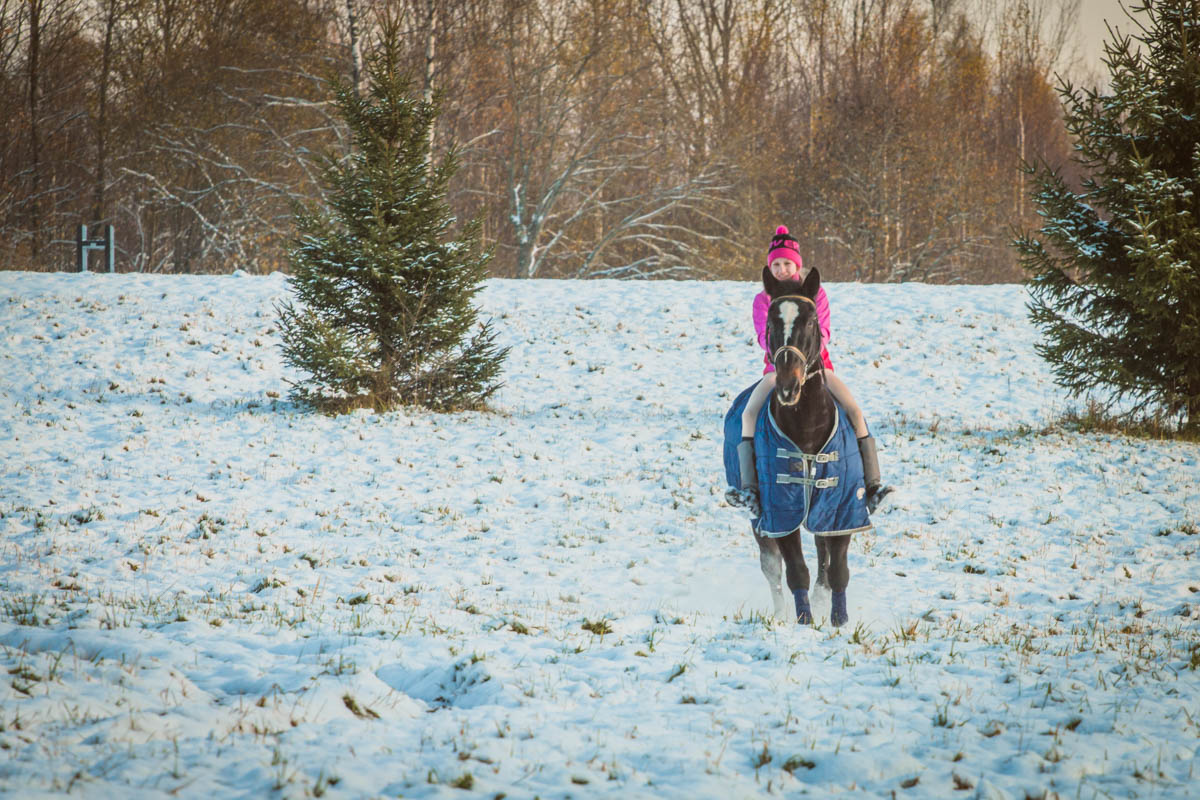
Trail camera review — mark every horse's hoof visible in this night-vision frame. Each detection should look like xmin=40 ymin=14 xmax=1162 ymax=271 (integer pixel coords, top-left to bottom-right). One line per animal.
xmin=772 ymin=590 xmax=789 ymax=620
xmin=831 ymin=591 xmax=848 ymax=627
xmin=793 ymin=589 xmax=812 ymax=625
xmin=815 ymin=573 xmax=830 ymax=591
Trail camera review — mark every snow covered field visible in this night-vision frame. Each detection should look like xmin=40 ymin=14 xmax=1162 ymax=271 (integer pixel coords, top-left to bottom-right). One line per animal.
xmin=1 ymin=271 xmax=1198 ymax=799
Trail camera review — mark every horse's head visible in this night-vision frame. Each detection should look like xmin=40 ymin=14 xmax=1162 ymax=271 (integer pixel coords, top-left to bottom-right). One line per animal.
xmin=767 ymin=295 xmax=823 ymax=407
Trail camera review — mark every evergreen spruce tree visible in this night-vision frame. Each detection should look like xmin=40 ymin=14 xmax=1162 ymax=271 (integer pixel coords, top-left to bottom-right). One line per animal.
xmin=1014 ymin=0 xmax=1200 ymax=431
xmin=277 ymin=24 xmax=506 ymax=413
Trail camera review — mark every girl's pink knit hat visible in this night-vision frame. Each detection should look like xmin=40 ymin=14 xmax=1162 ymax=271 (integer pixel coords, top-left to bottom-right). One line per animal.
xmin=767 ymin=225 xmax=803 ymax=271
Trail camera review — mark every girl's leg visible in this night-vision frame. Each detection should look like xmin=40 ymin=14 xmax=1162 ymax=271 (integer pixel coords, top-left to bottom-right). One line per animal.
xmin=741 ymin=373 xmax=776 ymax=438
xmin=823 ymin=369 xmax=891 ymax=509
xmin=730 ymin=374 xmax=776 ymax=513
xmin=822 ymin=370 xmax=868 ymax=437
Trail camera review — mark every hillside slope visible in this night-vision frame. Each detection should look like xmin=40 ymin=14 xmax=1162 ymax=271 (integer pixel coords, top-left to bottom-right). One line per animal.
xmin=1 ymin=273 xmax=1197 ymax=798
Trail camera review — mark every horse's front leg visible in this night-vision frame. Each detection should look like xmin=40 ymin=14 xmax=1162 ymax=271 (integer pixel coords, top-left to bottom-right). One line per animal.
xmin=754 ymin=532 xmax=788 ymax=619
xmin=825 ymin=534 xmax=852 ymax=627
xmin=777 ymin=531 xmax=812 ymax=624
xmin=814 ymin=536 xmax=830 ymax=590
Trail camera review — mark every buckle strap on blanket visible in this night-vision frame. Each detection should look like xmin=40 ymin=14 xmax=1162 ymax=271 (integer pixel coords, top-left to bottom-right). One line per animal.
xmin=776 ymin=475 xmax=840 ymax=489
xmin=775 ymin=447 xmax=839 ymax=464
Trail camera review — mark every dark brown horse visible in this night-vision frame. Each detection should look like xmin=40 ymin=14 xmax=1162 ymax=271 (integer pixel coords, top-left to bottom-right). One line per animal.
xmin=754 ymin=294 xmax=860 ymax=626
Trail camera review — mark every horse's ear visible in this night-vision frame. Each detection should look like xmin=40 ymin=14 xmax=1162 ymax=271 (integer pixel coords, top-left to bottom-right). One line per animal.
xmin=798 ymin=266 xmax=821 ymax=302
xmin=761 ymin=265 xmax=787 ymax=299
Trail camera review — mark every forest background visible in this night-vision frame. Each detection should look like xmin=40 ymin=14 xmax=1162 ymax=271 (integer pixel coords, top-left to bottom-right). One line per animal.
xmin=2 ymin=0 xmax=1099 ymax=283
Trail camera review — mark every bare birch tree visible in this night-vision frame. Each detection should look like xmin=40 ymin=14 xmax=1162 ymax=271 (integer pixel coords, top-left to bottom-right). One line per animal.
xmin=471 ymin=0 xmax=734 ymax=277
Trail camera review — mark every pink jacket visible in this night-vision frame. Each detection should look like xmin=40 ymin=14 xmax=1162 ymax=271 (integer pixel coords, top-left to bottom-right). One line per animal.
xmin=753 ymin=286 xmax=832 ymax=374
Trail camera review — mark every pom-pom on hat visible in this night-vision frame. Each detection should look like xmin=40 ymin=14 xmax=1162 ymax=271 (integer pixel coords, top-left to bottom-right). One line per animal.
xmin=767 ymin=225 xmax=803 ymax=271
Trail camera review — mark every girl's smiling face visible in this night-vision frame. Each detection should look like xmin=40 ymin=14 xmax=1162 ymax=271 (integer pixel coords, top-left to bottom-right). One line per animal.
xmin=769 ymin=256 xmax=808 ymax=282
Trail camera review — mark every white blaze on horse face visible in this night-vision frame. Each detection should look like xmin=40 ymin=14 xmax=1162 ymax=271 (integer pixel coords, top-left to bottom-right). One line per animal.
xmin=778 ymin=301 xmax=801 ymax=350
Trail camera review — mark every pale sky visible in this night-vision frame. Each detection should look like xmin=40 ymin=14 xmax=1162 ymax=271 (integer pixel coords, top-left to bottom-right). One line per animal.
xmin=1076 ymin=0 xmax=1135 ymax=78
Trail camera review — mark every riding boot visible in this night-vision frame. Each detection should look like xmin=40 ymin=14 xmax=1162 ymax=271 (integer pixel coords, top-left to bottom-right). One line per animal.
xmin=831 ymin=591 xmax=848 ymax=627
xmin=727 ymin=437 xmax=761 ymax=517
xmin=857 ymin=435 xmax=893 ymax=513
xmin=793 ymin=589 xmax=812 ymax=625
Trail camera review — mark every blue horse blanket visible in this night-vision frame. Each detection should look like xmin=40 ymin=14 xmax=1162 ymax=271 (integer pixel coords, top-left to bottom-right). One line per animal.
xmin=723 ymin=383 xmax=873 ymax=538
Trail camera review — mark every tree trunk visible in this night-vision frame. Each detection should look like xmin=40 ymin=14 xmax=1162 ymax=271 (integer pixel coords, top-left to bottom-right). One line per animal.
xmin=516 ymin=231 xmax=538 ymax=278
xmin=28 ymin=0 xmax=43 ymax=262
xmin=346 ymin=0 xmax=363 ymax=96
xmin=93 ymin=0 xmax=119 ymax=227
xmin=423 ymin=0 xmax=437 ymax=170
xmin=1187 ymin=377 xmax=1200 ymax=433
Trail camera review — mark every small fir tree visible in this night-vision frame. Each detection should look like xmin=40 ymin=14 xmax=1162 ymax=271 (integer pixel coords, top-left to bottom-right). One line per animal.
xmin=277 ymin=25 xmax=506 ymax=413
xmin=1014 ymin=0 xmax=1200 ymax=431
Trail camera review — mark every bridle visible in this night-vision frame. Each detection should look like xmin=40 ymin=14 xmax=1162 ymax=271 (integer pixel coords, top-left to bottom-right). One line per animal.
xmin=772 ymin=345 xmax=824 ymax=382
xmin=770 ymin=295 xmax=824 ymax=383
